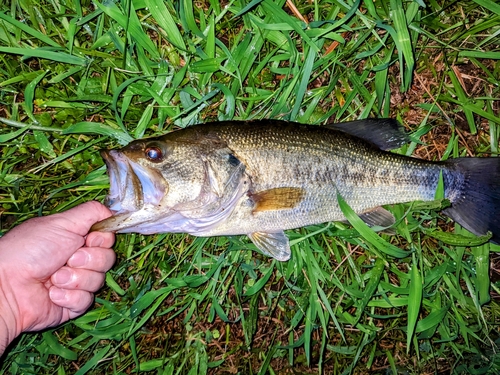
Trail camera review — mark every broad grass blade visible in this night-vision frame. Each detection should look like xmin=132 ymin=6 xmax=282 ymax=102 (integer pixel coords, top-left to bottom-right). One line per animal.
xmin=93 ymin=0 xmax=159 ymax=59
xmin=62 ymin=122 xmax=133 ymax=145
xmin=144 ymin=0 xmax=186 ymax=50
xmin=24 ymin=70 xmax=48 ymax=122
xmin=74 ymin=344 xmax=111 ymax=375
xmin=386 ymin=0 xmax=415 ymax=92
xmin=416 ymin=304 xmax=449 ymax=334
xmin=472 ymin=243 xmax=491 ymax=305
xmin=337 ymin=192 xmax=411 ymax=258
xmin=471 ymin=0 xmax=500 ymax=16
xmin=0 ymin=12 xmax=60 ymax=47
xmin=0 ymin=125 xmax=31 ymax=142
xmin=41 ymin=332 xmax=77 ymax=360
xmin=406 ymin=255 xmax=422 ymax=354
xmin=0 ymin=47 xmax=87 ymax=65
xmin=353 ymin=258 xmax=384 ymax=325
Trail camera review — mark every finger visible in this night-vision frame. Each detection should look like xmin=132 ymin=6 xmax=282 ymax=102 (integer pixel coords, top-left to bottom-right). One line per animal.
xmin=53 ymin=201 xmax=114 ymax=236
xmin=51 ymin=267 xmax=106 ymax=292
xmin=85 ymin=231 xmax=115 ymax=248
xmin=49 ymin=287 xmax=94 ymax=318
xmin=67 ymin=247 xmax=116 ymax=272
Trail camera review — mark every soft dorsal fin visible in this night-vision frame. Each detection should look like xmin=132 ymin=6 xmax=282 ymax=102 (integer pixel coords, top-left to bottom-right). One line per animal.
xmin=250 ymin=187 xmax=305 ymax=212
xmin=248 ymin=231 xmax=291 ymax=261
xmin=325 ymin=118 xmax=410 ymax=150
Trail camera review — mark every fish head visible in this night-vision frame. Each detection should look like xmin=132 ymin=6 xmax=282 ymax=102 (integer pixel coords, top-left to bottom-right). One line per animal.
xmin=91 ymin=130 xmax=248 ymax=234
xmin=100 ymin=142 xmax=170 ymax=209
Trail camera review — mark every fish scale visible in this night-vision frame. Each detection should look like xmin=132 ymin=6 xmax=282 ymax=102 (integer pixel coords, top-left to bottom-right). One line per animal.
xmin=199 ymin=123 xmax=447 ymax=235
xmin=91 ymin=119 xmax=500 ymax=261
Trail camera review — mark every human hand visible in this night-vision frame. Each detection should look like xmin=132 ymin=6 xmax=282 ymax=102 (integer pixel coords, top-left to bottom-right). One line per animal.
xmin=0 ymin=201 xmax=115 ymax=354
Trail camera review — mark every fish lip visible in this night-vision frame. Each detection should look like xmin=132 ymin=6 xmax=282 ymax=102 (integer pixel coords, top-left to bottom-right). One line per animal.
xmin=100 ymin=148 xmax=168 ymax=228
xmin=101 ymin=149 xmax=144 ymax=214
xmin=100 ymin=149 xmax=138 ymax=213
xmin=100 ymin=150 xmax=120 ymax=211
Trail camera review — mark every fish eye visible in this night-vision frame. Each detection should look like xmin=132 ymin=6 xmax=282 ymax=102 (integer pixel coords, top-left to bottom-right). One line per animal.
xmin=145 ymin=145 xmax=164 ymax=162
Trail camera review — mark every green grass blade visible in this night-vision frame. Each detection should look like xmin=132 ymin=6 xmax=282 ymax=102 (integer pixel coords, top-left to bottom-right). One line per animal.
xmin=415 ymin=304 xmax=450 ymax=334
xmin=389 ymin=0 xmax=415 ymax=92
xmin=2 ymin=0 xmax=500 ymax=372
xmin=406 ymin=255 xmax=422 ymax=354
xmin=259 ymin=0 xmax=319 ymax=53
xmin=244 ymin=262 xmax=275 ymax=296
xmin=0 ymin=47 xmax=87 ymax=65
xmin=353 ymin=258 xmax=384 ymax=325
xmin=471 ymin=0 xmax=500 ymax=16
xmin=0 ymin=125 xmax=31 ymax=142
xmin=448 ymin=70 xmax=476 ymax=133
xmin=232 ymin=0 xmax=264 ymax=18
xmin=144 ymin=0 xmax=186 ymax=50
xmin=180 ymin=0 xmax=203 ymax=37
xmin=424 ymin=229 xmax=492 ymax=247
xmin=337 ymin=192 xmax=411 ymax=258
xmin=211 ymin=83 xmax=235 ymax=120
xmin=134 ymin=103 xmax=154 ymax=139
xmin=29 ymin=137 xmax=103 ymax=173
xmin=62 ymin=122 xmax=133 ymax=145
xmin=472 ymin=243 xmax=491 ymax=305
xmin=0 ymin=12 xmax=60 ymax=47
xmin=74 ymin=344 xmax=111 ymax=375
xmin=458 ymin=50 xmax=500 ymax=59
xmin=93 ymin=0 xmax=159 ymax=59
xmin=41 ymin=332 xmax=77 ymax=360
xmin=24 ymin=70 xmax=48 ymax=122
xmin=33 ymin=130 xmax=56 ymax=158
xmin=290 ymin=45 xmax=315 ymax=120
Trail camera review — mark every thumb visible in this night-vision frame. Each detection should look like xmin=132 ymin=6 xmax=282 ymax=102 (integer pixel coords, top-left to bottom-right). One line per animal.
xmin=52 ymin=201 xmax=113 ymax=237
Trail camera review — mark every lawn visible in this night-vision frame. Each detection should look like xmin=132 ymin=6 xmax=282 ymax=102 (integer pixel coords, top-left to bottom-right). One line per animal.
xmin=1 ymin=0 xmax=500 ymax=373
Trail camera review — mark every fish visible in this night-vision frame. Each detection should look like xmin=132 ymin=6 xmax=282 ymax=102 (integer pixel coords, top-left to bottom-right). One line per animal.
xmin=91 ymin=119 xmax=500 ymax=261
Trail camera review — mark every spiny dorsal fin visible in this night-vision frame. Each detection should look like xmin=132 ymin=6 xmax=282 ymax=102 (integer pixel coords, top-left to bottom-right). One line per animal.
xmin=250 ymin=187 xmax=305 ymax=212
xmin=248 ymin=231 xmax=291 ymax=261
xmin=325 ymin=118 xmax=410 ymax=150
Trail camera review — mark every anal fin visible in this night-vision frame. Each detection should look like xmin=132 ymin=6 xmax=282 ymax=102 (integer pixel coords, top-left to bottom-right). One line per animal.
xmin=358 ymin=207 xmax=396 ymax=234
xmin=248 ymin=231 xmax=291 ymax=261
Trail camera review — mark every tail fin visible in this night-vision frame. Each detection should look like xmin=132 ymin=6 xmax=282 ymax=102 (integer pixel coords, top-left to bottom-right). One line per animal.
xmin=443 ymin=158 xmax=500 ymax=243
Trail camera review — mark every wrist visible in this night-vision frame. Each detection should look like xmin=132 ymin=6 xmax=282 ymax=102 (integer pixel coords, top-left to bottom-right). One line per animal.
xmin=0 ymin=311 xmax=13 ymax=356
xmin=0 ymin=293 xmax=21 ymax=356
xmin=0 ymin=262 xmax=22 ymax=356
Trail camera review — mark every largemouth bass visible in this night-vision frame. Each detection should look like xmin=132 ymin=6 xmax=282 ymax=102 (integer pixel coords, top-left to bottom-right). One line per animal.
xmin=91 ymin=119 xmax=500 ymax=260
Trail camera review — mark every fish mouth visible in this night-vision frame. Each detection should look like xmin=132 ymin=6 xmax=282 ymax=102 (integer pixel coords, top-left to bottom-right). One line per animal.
xmin=101 ymin=150 xmax=141 ymax=213
xmin=91 ymin=149 xmax=168 ymax=232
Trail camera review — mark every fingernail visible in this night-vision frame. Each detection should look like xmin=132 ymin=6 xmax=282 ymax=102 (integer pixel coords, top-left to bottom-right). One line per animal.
xmin=69 ymin=251 xmax=88 ymax=267
xmin=54 ymin=269 xmax=72 ymax=284
xmin=49 ymin=288 xmax=66 ymax=302
xmin=89 ymin=235 xmax=103 ymax=247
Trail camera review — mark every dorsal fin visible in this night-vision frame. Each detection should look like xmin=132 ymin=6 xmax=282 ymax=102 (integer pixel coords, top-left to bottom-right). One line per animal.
xmin=325 ymin=118 xmax=410 ymax=150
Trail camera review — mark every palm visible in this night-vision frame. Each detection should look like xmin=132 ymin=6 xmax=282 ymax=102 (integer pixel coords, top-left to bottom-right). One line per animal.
xmin=0 ymin=202 xmax=115 ymax=343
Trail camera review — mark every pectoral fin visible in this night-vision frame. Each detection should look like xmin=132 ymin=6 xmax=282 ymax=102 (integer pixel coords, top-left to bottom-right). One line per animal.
xmin=358 ymin=206 xmax=396 ymax=234
xmin=250 ymin=187 xmax=305 ymax=212
xmin=248 ymin=231 xmax=291 ymax=261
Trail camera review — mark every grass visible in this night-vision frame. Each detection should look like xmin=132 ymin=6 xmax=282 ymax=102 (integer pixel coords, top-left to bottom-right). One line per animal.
xmin=1 ymin=0 xmax=500 ymax=373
